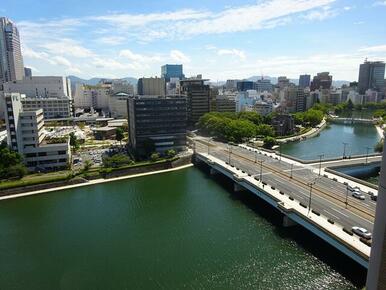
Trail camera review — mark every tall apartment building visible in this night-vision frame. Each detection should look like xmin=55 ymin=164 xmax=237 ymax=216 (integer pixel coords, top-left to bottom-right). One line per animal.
xmin=281 ymin=87 xmax=307 ymax=113
xmin=277 ymin=76 xmax=290 ymax=89
xmin=225 ymin=79 xmax=238 ymax=91
xmin=366 ymin=136 xmax=386 ymax=290
xmin=0 ymin=93 xmax=70 ymax=171
xmin=137 ymin=77 xmax=166 ymax=96
xmin=299 ymin=74 xmax=311 ymax=88
xmin=161 ymin=64 xmax=184 ymax=81
xmin=24 ymin=67 xmax=32 ymax=77
xmin=358 ymin=60 xmax=385 ymax=94
xmin=215 ymin=95 xmax=236 ymax=112
xmin=127 ymin=95 xmax=187 ymax=155
xmin=311 ymin=72 xmax=332 ymax=91
xmin=0 ymin=17 xmax=24 ymax=84
xmin=3 ymin=76 xmax=73 ymax=119
xmin=178 ymin=78 xmax=210 ymax=126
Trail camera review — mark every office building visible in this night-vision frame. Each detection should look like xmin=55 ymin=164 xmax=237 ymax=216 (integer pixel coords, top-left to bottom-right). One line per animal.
xmin=24 ymin=67 xmax=32 ymax=78
xmin=366 ymin=136 xmax=386 ymax=290
xmin=74 ymin=82 xmax=111 ymax=111
xmin=161 ymin=64 xmax=184 ymax=81
xmin=109 ymin=92 xmax=131 ymax=118
xmin=0 ymin=92 xmax=70 ymax=171
xmin=215 ymin=95 xmax=236 ymax=112
xmin=0 ymin=17 xmax=24 ymax=84
xmin=237 ymin=80 xmax=254 ymax=92
xmin=358 ymin=60 xmax=385 ymax=94
xmin=256 ymin=78 xmax=273 ymax=92
xmin=3 ymin=76 xmax=72 ymax=98
xmin=225 ymin=79 xmax=238 ymax=91
xmin=21 ymin=96 xmax=72 ymax=119
xmin=254 ymin=102 xmax=273 ymax=116
xmin=327 ymin=90 xmax=342 ymax=105
xmin=127 ymin=95 xmax=187 ymax=155
xmin=137 ymin=77 xmax=166 ymax=96
xmin=299 ymin=74 xmax=311 ymax=88
xmin=178 ymin=78 xmax=210 ymax=126
xmin=311 ymin=72 xmax=332 ymax=91
xmin=277 ymin=76 xmax=290 ymax=89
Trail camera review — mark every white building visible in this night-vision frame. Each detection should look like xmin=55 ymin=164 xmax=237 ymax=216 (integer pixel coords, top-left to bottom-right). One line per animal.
xmin=21 ymin=96 xmax=72 ymax=119
xmin=254 ymin=101 xmax=273 ymax=116
xmin=3 ymin=76 xmax=72 ymax=98
xmin=109 ymin=92 xmax=131 ymax=118
xmin=74 ymin=83 xmax=111 ymax=111
xmin=0 ymin=92 xmax=70 ymax=171
xmin=347 ymin=91 xmax=363 ymax=105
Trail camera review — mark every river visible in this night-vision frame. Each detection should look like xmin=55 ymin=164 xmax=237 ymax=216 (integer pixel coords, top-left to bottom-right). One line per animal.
xmin=281 ymin=123 xmax=381 ymax=160
xmin=0 ymin=167 xmax=365 ymax=289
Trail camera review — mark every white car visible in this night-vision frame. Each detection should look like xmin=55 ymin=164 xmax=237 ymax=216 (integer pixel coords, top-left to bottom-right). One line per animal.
xmin=352 ymin=226 xmax=372 ymax=240
xmin=352 ymin=191 xmax=365 ymax=200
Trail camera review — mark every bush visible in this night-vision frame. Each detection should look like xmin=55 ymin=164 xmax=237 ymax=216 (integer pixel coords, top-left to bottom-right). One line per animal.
xmin=165 ymin=149 xmax=176 ymax=159
xmin=375 ymin=139 xmax=384 ymax=153
xmin=150 ymin=152 xmax=160 ymax=162
xmin=263 ymin=136 xmax=276 ymax=149
xmin=7 ymin=164 xmax=28 ymax=179
xmin=102 ymin=153 xmax=133 ymax=168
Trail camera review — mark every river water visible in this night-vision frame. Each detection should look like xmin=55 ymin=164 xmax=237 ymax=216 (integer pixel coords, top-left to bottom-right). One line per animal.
xmin=0 ymin=167 xmax=365 ymax=289
xmin=281 ymin=123 xmax=381 ymax=160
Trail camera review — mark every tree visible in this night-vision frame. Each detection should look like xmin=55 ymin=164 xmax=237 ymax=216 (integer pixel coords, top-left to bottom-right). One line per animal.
xmin=116 ymin=128 xmax=125 ymax=146
xmin=263 ymin=136 xmax=276 ymax=149
xmin=78 ymin=122 xmax=85 ymax=130
xmin=0 ymin=143 xmax=27 ymax=179
xmin=165 ymin=149 xmax=176 ymax=159
xmin=150 ymin=152 xmax=160 ymax=162
xmin=237 ymin=111 xmax=262 ymax=125
xmin=69 ymin=132 xmax=79 ymax=151
xmin=375 ymin=140 xmax=384 ymax=153
xmin=83 ymin=160 xmax=93 ymax=172
xmin=347 ymin=99 xmax=354 ymax=111
xmin=256 ymin=124 xmax=275 ymax=137
xmin=102 ymin=153 xmax=132 ymax=168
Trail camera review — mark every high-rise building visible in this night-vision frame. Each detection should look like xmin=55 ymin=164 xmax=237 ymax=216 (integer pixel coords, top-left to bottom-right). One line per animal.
xmin=0 ymin=92 xmax=70 ymax=171
xmin=366 ymin=136 xmax=386 ymax=290
xmin=277 ymin=76 xmax=291 ymax=89
xmin=161 ymin=64 xmax=184 ymax=82
xmin=256 ymin=78 xmax=273 ymax=92
xmin=178 ymin=78 xmax=210 ymax=126
xmin=225 ymin=79 xmax=238 ymax=91
xmin=24 ymin=67 xmax=32 ymax=78
xmin=74 ymin=82 xmax=111 ymax=111
xmin=237 ymin=80 xmax=254 ymax=92
xmin=311 ymin=72 xmax=332 ymax=91
xmin=0 ymin=17 xmax=24 ymax=84
xmin=127 ymin=95 xmax=187 ymax=155
xmin=215 ymin=95 xmax=236 ymax=113
xmin=299 ymin=74 xmax=311 ymax=89
xmin=137 ymin=77 xmax=166 ymax=96
xmin=358 ymin=60 xmax=385 ymax=94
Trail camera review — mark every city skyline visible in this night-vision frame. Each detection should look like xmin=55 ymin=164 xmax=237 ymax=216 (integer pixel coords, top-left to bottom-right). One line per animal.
xmin=2 ymin=0 xmax=386 ymax=81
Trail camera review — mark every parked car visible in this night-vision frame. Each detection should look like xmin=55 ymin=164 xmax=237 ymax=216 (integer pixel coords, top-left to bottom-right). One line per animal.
xmin=370 ymin=192 xmax=378 ymax=201
xmin=352 ymin=191 xmax=366 ymax=200
xmin=352 ymin=226 xmax=372 ymax=240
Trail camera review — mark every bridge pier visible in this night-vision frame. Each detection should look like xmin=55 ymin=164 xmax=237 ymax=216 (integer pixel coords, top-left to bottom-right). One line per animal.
xmin=234 ymin=183 xmax=244 ymax=192
xmin=210 ymin=168 xmax=217 ymax=175
xmin=282 ymin=215 xmax=297 ymax=227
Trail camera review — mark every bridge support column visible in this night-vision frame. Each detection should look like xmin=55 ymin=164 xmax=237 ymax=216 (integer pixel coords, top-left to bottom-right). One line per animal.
xmin=234 ymin=183 xmax=244 ymax=192
xmin=210 ymin=168 xmax=217 ymax=175
xmin=282 ymin=215 xmax=297 ymax=227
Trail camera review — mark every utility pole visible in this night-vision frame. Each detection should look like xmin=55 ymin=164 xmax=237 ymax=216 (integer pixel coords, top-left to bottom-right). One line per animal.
xmin=290 ymin=163 xmax=294 ymax=179
xmin=254 ymin=151 xmax=257 ymax=163
xmin=308 ymin=181 xmax=316 ymax=214
xmin=345 ymin=185 xmax=349 ymax=209
xmin=228 ymin=144 xmax=232 ymax=164
xmin=318 ymin=154 xmax=324 ymax=176
xmin=365 ymin=146 xmax=371 ymax=164
xmin=342 ymin=142 xmax=348 ymax=159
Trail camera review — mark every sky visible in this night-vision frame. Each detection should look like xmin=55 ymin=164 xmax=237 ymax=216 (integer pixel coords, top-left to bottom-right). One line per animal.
xmin=2 ymin=0 xmax=386 ymax=81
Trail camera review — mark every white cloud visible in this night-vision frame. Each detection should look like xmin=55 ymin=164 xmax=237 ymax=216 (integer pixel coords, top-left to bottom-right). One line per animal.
xmin=39 ymin=39 xmax=94 ymax=58
xmin=170 ymin=50 xmax=190 ymax=63
xmin=217 ymin=49 xmax=246 ymax=60
xmin=359 ymin=45 xmax=386 ymax=53
xmin=97 ymin=36 xmax=126 ymax=45
xmin=22 ymin=46 xmax=49 ymax=59
xmin=119 ymin=49 xmax=163 ymax=63
xmin=302 ymin=6 xmax=337 ymax=21
xmin=373 ymin=1 xmax=386 ymax=6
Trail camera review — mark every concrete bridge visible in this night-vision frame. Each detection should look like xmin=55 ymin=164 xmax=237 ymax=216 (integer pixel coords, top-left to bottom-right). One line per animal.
xmin=329 ymin=117 xmax=376 ymax=125
xmin=193 ymin=138 xmax=377 ymax=269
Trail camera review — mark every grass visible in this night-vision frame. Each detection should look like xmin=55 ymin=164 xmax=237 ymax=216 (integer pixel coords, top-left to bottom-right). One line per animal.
xmin=0 ymin=170 xmax=72 ymax=190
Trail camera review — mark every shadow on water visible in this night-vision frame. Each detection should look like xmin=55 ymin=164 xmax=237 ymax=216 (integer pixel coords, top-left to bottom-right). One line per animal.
xmin=196 ymin=163 xmax=367 ymax=288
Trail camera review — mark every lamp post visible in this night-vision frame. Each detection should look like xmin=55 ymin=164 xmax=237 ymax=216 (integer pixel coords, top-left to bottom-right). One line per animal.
xmin=308 ymin=180 xmax=316 ymax=214
xmin=279 ymin=143 xmax=282 ymax=162
xmin=345 ymin=185 xmax=349 ymax=209
xmin=259 ymin=160 xmax=265 ymax=182
xmin=365 ymin=146 xmax=371 ymax=164
xmin=228 ymin=144 xmax=232 ymax=164
xmin=342 ymin=142 xmax=348 ymax=159
xmin=318 ymin=154 xmax=324 ymax=176
xmin=254 ymin=151 xmax=257 ymax=163
xmin=207 ymin=138 xmax=211 ymax=156
xmin=290 ymin=163 xmax=294 ymax=179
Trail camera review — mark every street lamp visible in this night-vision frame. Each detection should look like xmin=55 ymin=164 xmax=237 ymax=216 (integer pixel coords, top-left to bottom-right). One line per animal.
xmin=365 ymin=146 xmax=371 ymax=164
xmin=342 ymin=142 xmax=348 ymax=159
xmin=345 ymin=185 xmax=349 ymax=209
xmin=254 ymin=150 xmax=258 ymax=163
xmin=279 ymin=143 xmax=282 ymax=162
xmin=290 ymin=163 xmax=294 ymax=179
xmin=207 ymin=138 xmax=211 ymax=156
xmin=259 ymin=160 xmax=265 ymax=182
xmin=228 ymin=143 xmax=232 ymax=164
xmin=307 ymin=180 xmax=316 ymax=214
xmin=317 ymin=154 xmax=324 ymax=176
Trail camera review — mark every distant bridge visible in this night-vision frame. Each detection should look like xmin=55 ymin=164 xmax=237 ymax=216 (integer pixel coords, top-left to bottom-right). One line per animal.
xmin=329 ymin=117 xmax=376 ymax=124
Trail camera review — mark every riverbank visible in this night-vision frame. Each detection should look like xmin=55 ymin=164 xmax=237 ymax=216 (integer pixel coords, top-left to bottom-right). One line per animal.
xmin=0 ymin=160 xmax=193 ymax=201
xmin=276 ymin=118 xmax=327 ymax=144
xmin=376 ymin=125 xmax=384 ymax=139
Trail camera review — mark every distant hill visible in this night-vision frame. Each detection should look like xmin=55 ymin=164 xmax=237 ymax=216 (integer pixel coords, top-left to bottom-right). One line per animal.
xmin=246 ymin=75 xmax=350 ymax=88
xmin=67 ymin=75 xmax=138 ymax=86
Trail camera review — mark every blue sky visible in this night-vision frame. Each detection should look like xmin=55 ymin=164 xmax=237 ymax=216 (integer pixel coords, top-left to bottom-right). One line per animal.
xmin=2 ymin=0 xmax=386 ymax=81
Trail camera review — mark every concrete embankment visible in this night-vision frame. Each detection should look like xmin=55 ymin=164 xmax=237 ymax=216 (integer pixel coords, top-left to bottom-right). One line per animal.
xmin=276 ymin=119 xmax=327 ymax=144
xmin=0 ymin=155 xmax=193 ymax=200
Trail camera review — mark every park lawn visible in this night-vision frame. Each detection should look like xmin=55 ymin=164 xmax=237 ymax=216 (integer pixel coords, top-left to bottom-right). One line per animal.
xmin=0 ymin=170 xmax=72 ymax=190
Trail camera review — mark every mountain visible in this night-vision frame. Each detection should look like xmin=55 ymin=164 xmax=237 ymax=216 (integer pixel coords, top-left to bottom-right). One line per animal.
xmin=67 ymin=75 xmax=138 ymax=86
xmin=246 ymin=75 xmax=350 ymax=88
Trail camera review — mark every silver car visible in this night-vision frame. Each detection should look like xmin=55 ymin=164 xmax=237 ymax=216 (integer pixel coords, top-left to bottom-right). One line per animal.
xmin=352 ymin=226 xmax=372 ymax=240
xmin=352 ymin=191 xmax=365 ymax=200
